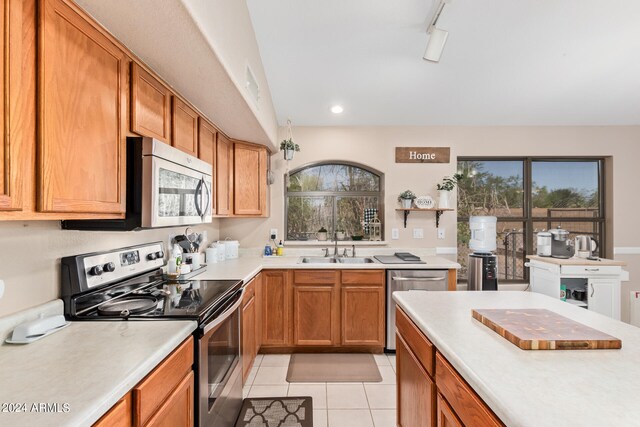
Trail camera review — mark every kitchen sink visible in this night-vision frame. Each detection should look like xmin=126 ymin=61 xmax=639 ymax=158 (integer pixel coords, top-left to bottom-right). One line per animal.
xmin=338 ymin=257 xmax=376 ymax=264
xmin=298 ymin=257 xmax=338 ymax=263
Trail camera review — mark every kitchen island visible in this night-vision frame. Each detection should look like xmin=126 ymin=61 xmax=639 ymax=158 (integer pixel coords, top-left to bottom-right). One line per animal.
xmin=393 ymin=291 xmax=640 ymax=427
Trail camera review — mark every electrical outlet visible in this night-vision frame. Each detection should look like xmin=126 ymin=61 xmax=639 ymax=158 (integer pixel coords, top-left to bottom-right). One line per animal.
xmin=438 ymin=228 xmax=445 ymax=239
xmin=413 ymin=228 xmax=424 ymax=239
xmin=391 ymin=228 xmax=399 ymax=240
xmin=0 ymin=280 xmax=4 ymax=299
xmin=270 ymin=228 xmax=278 ymax=240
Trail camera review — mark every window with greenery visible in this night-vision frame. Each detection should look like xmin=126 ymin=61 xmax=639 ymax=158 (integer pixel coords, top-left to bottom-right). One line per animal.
xmin=286 ymin=162 xmax=383 ymax=240
xmin=457 ymin=158 xmax=605 ymax=282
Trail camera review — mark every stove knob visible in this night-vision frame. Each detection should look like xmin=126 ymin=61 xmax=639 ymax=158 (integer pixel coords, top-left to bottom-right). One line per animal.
xmin=155 ymin=251 xmax=164 ymax=259
xmin=89 ymin=265 xmax=103 ymax=276
xmin=103 ymin=262 xmax=116 ymax=273
xmin=147 ymin=252 xmax=158 ymax=261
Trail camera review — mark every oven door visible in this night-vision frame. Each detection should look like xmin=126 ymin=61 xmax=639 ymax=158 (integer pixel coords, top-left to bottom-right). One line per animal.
xmin=142 ymin=154 xmax=212 ymax=228
xmin=198 ymin=289 xmax=243 ymax=427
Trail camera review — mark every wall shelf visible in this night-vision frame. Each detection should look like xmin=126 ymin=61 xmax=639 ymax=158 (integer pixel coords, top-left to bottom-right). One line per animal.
xmin=395 ymin=208 xmax=454 ymax=228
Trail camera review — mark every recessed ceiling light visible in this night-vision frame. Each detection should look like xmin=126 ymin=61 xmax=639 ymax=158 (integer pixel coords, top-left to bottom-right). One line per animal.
xmin=330 ymin=105 xmax=344 ymax=114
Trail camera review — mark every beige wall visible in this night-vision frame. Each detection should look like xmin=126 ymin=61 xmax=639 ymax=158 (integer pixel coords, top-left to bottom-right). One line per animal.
xmin=220 ymin=125 xmax=640 ymax=319
xmin=0 ymin=221 xmax=220 ymax=316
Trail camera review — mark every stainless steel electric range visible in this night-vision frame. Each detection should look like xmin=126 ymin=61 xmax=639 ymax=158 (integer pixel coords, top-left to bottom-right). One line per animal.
xmin=61 ymin=241 xmax=244 ymax=427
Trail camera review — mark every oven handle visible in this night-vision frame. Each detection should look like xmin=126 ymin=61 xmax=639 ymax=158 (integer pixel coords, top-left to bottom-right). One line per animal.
xmin=202 ymin=288 xmax=244 ymax=335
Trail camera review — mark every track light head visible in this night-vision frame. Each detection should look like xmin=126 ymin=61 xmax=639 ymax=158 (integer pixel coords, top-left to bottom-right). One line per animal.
xmin=423 ymin=27 xmax=449 ymax=62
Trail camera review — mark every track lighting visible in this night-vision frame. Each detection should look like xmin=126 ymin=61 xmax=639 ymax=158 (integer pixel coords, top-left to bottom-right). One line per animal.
xmin=423 ymin=0 xmax=451 ymax=63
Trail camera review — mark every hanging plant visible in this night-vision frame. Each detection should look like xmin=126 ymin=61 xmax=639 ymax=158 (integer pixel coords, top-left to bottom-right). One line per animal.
xmin=281 ymin=119 xmax=300 ymax=160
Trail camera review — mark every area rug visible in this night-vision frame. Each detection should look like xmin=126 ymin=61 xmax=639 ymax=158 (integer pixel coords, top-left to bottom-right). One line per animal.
xmin=235 ymin=396 xmax=312 ymax=427
xmin=286 ymin=353 xmax=382 ymax=382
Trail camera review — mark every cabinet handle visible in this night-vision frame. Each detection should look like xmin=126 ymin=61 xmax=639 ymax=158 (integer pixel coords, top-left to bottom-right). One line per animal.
xmin=590 ymin=283 xmax=595 ymax=297
xmin=585 ymin=268 xmax=600 ymax=272
xmin=392 ymin=277 xmax=444 ymax=282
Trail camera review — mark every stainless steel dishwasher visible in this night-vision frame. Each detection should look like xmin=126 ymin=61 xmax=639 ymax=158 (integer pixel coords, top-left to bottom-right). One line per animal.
xmin=386 ymin=269 xmax=449 ymax=350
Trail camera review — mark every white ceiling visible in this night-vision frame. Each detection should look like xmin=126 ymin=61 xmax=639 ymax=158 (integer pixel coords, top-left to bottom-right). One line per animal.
xmin=247 ymin=0 xmax=640 ymax=126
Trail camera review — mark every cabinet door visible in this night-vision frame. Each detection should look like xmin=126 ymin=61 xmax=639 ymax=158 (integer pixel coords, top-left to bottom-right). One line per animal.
xmin=588 ymin=279 xmax=620 ymax=320
xmin=171 ymin=97 xmax=198 ymax=156
xmin=215 ymin=133 xmax=232 ymax=216
xmin=254 ymin=273 xmax=263 ymax=351
xmin=94 ymin=393 xmax=132 ymax=427
xmin=529 ymin=266 xmax=561 ymax=299
xmin=233 ymin=142 xmax=267 ymax=216
xmin=341 ymin=286 xmax=385 ymax=346
xmin=144 ymin=371 xmax=194 ymax=427
xmin=261 ymin=270 xmax=290 ymax=346
xmin=293 ymin=285 xmax=339 ymax=346
xmin=396 ymin=333 xmax=436 ymax=427
xmin=436 ymin=393 xmax=462 ymax=427
xmin=242 ymin=294 xmax=256 ymax=382
xmin=0 ymin=0 xmax=32 ymax=212
xmin=39 ymin=0 xmax=127 ymax=213
xmin=131 ymin=62 xmax=171 ymax=142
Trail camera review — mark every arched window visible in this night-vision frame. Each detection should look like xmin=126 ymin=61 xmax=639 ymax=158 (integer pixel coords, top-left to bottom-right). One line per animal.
xmin=285 ymin=161 xmax=384 ymax=241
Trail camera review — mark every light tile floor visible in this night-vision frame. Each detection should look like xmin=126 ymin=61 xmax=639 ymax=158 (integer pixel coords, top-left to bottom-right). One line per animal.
xmin=243 ymin=353 xmax=397 ymax=427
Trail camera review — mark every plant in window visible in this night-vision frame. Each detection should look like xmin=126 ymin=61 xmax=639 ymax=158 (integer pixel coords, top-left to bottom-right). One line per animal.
xmin=317 ymin=226 xmax=328 ymax=241
xmin=398 ymin=190 xmax=417 ymax=209
xmin=280 ymin=138 xmax=300 ymax=160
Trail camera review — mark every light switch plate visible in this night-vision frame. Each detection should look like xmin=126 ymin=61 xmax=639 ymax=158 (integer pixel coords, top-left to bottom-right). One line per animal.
xmin=270 ymin=229 xmax=278 ymax=240
xmin=0 ymin=280 xmax=4 ymax=299
xmin=413 ymin=228 xmax=424 ymax=239
xmin=438 ymin=228 xmax=445 ymax=239
xmin=391 ymin=228 xmax=399 ymax=240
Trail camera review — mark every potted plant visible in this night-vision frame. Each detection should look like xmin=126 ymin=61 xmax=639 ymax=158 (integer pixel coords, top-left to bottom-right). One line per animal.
xmin=397 ymin=190 xmax=417 ymax=209
xmin=317 ymin=227 xmax=328 ymax=241
xmin=280 ymin=138 xmax=300 ymax=160
xmin=336 ymin=229 xmax=346 ymax=240
xmin=436 ymin=173 xmax=464 ymax=209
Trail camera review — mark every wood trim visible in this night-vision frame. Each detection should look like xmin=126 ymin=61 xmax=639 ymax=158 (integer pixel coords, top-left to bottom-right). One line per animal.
xmin=133 ymin=337 xmax=193 ymax=427
xmin=130 ymin=62 xmax=171 ymax=142
xmin=93 ymin=393 xmax=131 ymax=427
xmin=448 ymin=269 xmax=457 ymax=291
xmin=396 ymin=306 xmax=435 ymax=376
xmin=435 ymin=352 xmax=504 ymax=427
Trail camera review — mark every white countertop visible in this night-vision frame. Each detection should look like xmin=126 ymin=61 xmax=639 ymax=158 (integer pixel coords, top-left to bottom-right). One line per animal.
xmin=194 ymin=254 xmax=460 ymax=283
xmin=393 ymin=291 xmax=640 ymax=427
xmin=527 ymin=255 xmax=626 ymax=267
xmin=0 ymin=318 xmax=196 ymax=426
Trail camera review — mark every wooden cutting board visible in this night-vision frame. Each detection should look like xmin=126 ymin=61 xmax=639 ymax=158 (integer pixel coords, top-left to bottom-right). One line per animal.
xmin=472 ymin=309 xmax=622 ymax=350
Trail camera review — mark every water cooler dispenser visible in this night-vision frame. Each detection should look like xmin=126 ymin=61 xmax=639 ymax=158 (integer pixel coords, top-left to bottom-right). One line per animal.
xmin=467 ymin=216 xmax=498 ymax=291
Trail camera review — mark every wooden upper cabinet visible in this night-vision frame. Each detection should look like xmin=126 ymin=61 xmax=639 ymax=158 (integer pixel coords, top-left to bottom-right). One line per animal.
xmin=0 ymin=0 xmax=33 ymax=212
xmin=39 ymin=0 xmax=127 ymax=214
xmin=198 ymin=118 xmax=216 ymax=165
xmin=233 ymin=141 xmax=267 ymax=216
xmin=130 ymin=62 xmax=171 ymax=142
xmin=215 ymin=133 xmax=233 ymax=216
xmin=171 ymin=97 xmax=198 ymax=156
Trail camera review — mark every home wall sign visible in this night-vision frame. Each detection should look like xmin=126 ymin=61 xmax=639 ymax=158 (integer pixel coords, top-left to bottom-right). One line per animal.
xmin=395 ymin=147 xmax=450 ymax=164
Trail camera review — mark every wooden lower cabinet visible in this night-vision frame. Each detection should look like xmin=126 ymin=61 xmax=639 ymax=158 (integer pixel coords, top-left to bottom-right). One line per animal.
xmin=242 ymin=277 xmax=257 ymax=382
xmin=292 ymin=270 xmax=340 ymax=346
xmin=94 ymin=337 xmax=194 ymax=427
xmin=396 ymin=333 xmax=436 ymax=427
xmin=396 ymin=306 xmax=504 ymax=427
xmin=341 ymin=271 xmax=385 ymax=346
xmin=94 ymin=394 xmax=132 ymax=427
xmin=261 ymin=270 xmax=291 ymax=347
xmin=437 ymin=393 xmax=463 ymax=427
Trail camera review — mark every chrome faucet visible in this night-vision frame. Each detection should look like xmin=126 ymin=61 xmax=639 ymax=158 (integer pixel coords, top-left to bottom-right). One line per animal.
xmin=322 ymin=248 xmax=330 ymax=257
xmin=334 ymin=233 xmax=339 ymax=257
xmin=352 ymin=244 xmax=356 ymax=257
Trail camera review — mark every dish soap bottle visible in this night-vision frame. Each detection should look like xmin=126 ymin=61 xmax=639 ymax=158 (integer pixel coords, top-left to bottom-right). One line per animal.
xmin=276 ymin=240 xmax=284 ymax=256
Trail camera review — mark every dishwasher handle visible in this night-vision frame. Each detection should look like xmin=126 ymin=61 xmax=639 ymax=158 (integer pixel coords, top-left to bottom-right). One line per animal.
xmin=392 ymin=276 xmax=445 ymax=282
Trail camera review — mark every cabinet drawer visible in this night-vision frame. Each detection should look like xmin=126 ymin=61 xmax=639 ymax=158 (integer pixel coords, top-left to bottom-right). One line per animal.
xmin=560 ymin=265 xmax=621 ymax=276
xmin=293 ymin=270 xmax=338 ymax=284
xmin=133 ymin=337 xmax=193 ymax=426
xmin=94 ymin=393 xmax=131 ymax=427
xmin=341 ymin=270 xmax=384 ymax=286
xmin=396 ymin=307 xmax=434 ymax=376
xmin=435 ymin=352 xmax=503 ymax=427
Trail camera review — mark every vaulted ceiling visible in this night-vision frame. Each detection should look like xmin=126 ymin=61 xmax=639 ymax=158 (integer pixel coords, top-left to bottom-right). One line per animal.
xmin=247 ymin=0 xmax=640 ymax=126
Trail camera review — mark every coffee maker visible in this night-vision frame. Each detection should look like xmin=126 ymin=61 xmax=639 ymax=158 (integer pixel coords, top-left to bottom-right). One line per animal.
xmin=467 ymin=216 xmax=498 ymax=291
xmin=549 ymin=226 xmax=575 ymax=259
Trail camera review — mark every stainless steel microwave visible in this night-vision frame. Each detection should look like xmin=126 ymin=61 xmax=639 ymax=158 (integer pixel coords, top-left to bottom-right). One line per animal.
xmin=62 ymin=137 xmax=212 ymax=231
